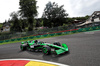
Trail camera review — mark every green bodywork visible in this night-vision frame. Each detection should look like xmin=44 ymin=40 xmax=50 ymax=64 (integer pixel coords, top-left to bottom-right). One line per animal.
xmin=21 ymin=40 xmax=68 ymax=55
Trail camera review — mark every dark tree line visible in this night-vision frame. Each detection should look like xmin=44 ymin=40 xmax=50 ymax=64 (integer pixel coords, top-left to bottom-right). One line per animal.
xmin=19 ymin=0 xmax=38 ymax=31
xmin=42 ymin=2 xmax=68 ymax=28
xmin=2 ymin=1 xmax=89 ymax=32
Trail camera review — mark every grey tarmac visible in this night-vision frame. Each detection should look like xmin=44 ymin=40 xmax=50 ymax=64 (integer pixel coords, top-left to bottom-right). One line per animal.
xmin=0 ymin=30 xmax=100 ymax=66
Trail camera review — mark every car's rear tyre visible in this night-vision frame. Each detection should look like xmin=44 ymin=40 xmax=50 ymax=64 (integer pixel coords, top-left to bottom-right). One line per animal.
xmin=53 ymin=42 xmax=61 ymax=46
xmin=42 ymin=46 xmax=51 ymax=55
xmin=20 ymin=44 xmax=27 ymax=51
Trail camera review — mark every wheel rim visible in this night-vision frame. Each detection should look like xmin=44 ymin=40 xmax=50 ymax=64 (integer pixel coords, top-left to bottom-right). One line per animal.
xmin=43 ymin=48 xmax=47 ymax=53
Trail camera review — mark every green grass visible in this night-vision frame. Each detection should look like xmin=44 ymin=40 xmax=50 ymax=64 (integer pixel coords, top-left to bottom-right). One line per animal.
xmin=0 ymin=29 xmax=100 ymax=45
xmin=0 ymin=23 xmax=3 ymax=28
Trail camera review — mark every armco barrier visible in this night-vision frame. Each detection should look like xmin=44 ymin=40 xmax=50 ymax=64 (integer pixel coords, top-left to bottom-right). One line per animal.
xmin=5 ymin=40 xmax=10 ymax=42
xmin=49 ymin=34 xmax=55 ymax=36
xmin=29 ymin=36 xmax=34 ymax=39
xmin=11 ymin=39 xmax=16 ymax=41
xmin=0 ymin=41 xmax=4 ymax=43
xmin=0 ymin=26 xmax=100 ymax=44
xmin=43 ymin=34 xmax=48 ymax=37
xmin=36 ymin=35 xmax=41 ymax=38
xmin=17 ymin=38 xmax=22 ymax=41
xmin=23 ymin=37 xmax=28 ymax=40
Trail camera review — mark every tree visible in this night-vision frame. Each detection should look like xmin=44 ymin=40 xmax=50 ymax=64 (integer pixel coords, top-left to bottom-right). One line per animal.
xmin=42 ymin=2 xmax=68 ymax=27
xmin=85 ymin=15 xmax=90 ymax=20
xmin=73 ymin=15 xmax=90 ymax=21
xmin=66 ymin=18 xmax=74 ymax=24
xmin=19 ymin=0 xmax=38 ymax=31
xmin=10 ymin=12 xmax=22 ymax=32
xmin=20 ymin=19 xmax=27 ymax=31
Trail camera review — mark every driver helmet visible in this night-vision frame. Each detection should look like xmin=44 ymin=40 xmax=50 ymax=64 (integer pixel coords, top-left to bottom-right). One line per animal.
xmin=34 ymin=40 xmax=38 ymax=43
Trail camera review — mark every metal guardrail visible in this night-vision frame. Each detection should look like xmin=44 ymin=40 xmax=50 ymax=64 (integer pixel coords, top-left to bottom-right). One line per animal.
xmin=0 ymin=26 xmax=74 ymax=40
xmin=0 ymin=26 xmax=100 ymax=43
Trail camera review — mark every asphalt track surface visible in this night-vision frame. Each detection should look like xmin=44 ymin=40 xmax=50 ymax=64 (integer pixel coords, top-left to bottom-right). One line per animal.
xmin=0 ymin=30 xmax=100 ymax=66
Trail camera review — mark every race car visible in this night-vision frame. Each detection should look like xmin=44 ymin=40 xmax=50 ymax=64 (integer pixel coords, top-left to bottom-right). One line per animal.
xmin=20 ymin=40 xmax=68 ymax=55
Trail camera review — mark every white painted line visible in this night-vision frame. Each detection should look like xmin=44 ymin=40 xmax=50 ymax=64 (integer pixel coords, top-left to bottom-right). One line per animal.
xmin=0 ymin=59 xmax=69 ymax=66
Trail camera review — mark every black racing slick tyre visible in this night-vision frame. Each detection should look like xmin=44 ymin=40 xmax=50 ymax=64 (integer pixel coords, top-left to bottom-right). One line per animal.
xmin=42 ymin=46 xmax=51 ymax=55
xmin=53 ymin=42 xmax=61 ymax=46
xmin=20 ymin=44 xmax=27 ymax=51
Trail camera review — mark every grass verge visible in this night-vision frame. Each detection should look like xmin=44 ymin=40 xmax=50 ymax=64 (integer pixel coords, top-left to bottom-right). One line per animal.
xmin=0 ymin=29 xmax=100 ymax=45
xmin=0 ymin=32 xmax=80 ymax=45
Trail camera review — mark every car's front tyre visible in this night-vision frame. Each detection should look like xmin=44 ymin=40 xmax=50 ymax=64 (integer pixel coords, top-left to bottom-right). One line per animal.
xmin=42 ymin=46 xmax=51 ymax=55
xmin=20 ymin=44 xmax=27 ymax=51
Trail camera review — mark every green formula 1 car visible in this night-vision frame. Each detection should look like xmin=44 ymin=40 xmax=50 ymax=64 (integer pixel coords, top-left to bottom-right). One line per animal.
xmin=20 ymin=40 xmax=68 ymax=55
